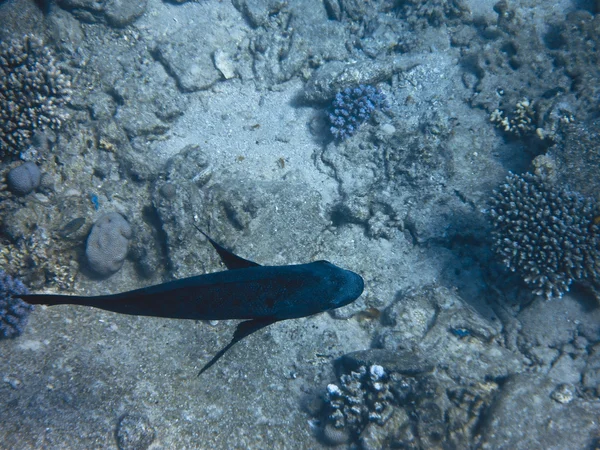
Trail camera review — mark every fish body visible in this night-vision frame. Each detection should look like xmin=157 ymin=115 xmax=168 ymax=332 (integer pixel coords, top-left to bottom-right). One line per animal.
xmin=22 ymin=260 xmax=363 ymax=321
xmin=22 ymin=228 xmax=364 ymax=374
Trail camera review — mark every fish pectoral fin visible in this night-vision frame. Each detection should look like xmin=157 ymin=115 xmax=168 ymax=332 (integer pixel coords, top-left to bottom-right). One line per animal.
xmin=197 ymin=318 xmax=278 ymax=376
xmin=193 ymin=225 xmax=261 ymax=270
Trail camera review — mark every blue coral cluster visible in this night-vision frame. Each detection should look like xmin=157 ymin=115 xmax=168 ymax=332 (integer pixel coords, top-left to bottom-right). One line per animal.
xmin=328 ymin=84 xmax=388 ymax=141
xmin=0 ymin=270 xmax=32 ymax=338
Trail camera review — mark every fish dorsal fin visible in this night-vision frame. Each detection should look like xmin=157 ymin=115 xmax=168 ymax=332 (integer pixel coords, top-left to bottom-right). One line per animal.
xmin=193 ymin=225 xmax=260 ymax=270
xmin=198 ymin=318 xmax=278 ymax=376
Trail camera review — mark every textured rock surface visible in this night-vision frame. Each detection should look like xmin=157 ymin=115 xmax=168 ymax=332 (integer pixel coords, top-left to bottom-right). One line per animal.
xmin=543 ymin=119 xmax=600 ymax=197
xmin=57 ymin=0 xmax=147 ymax=27
xmin=152 ymin=145 xmax=327 ymax=277
xmin=377 ymin=286 xmax=522 ymax=381
xmin=517 ymin=294 xmax=600 ymax=369
xmin=86 ymin=213 xmax=133 ymax=276
xmin=150 ymin=3 xmax=246 ymax=92
xmin=6 ymin=162 xmax=41 ymax=196
xmin=115 ymin=413 xmax=155 ymax=450
xmin=478 ymin=374 xmax=600 ymax=450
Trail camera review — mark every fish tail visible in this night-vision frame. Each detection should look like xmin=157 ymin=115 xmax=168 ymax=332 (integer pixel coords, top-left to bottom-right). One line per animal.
xmin=20 ymin=294 xmax=91 ymax=306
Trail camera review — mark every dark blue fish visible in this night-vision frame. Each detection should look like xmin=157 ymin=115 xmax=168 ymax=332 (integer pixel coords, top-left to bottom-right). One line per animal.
xmin=22 ymin=228 xmax=364 ymax=374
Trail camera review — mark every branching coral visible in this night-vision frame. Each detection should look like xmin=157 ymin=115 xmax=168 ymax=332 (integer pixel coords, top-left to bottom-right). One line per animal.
xmin=0 ymin=35 xmax=71 ymax=159
xmin=328 ymin=84 xmax=388 ymax=141
xmin=489 ymin=172 xmax=600 ymax=298
xmin=0 ymin=270 xmax=32 ymax=338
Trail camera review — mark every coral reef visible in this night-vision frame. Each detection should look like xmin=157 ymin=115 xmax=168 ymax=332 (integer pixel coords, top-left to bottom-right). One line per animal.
xmin=318 ymin=345 xmax=503 ymax=449
xmin=458 ymin=1 xmax=593 ymax=144
xmin=489 ymin=172 xmax=600 ymax=299
xmin=2 ymin=0 xmax=599 ymax=448
xmin=0 ymin=192 xmax=90 ymax=292
xmin=323 ymin=363 xmax=394 ymax=444
xmin=0 ymin=231 xmax=78 ymax=292
xmin=395 ymin=0 xmax=469 ymax=28
xmin=328 ymin=85 xmax=388 ymax=141
xmin=86 ymin=213 xmax=133 ymax=276
xmin=489 ymin=98 xmax=536 ymax=137
xmin=0 ymin=269 xmax=32 ymax=339
xmin=0 ymin=35 xmax=71 ymax=159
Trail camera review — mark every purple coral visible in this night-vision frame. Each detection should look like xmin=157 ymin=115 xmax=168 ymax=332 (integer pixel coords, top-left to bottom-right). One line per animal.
xmin=0 ymin=270 xmax=32 ymax=338
xmin=328 ymin=84 xmax=388 ymax=141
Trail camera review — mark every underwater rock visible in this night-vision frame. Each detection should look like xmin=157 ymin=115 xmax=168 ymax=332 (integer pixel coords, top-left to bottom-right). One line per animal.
xmin=96 ymin=120 xmax=161 ymax=182
xmin=152 ymin=32 xmax=222 ymax=92
xmin=303 ymin=58 xmax=415 ymax=103
xmin=478 ymin=374 xmax=600 ymax=450
xmin=517 ymin=292 xmax=600 ymax=370
xmin=117 ymin=108 xmax=170 ymax=138
xmin=7 ymin=162 xmax=42 ymax=196
xmin=57 ymin=0 xmax=147 ymax=27
xmin=115 ymin=413 xmax=155 ymax=450
xmin=318 ymin=346 xmax=500 ymax=449
xmin=213 ymin=50 xmax=236 ymax=80
xmin=456 ymin=4 xmax=600 ymax=141
xmin=544 ymin=120 xmax=600 ymax=198
xmin=153 ymin=147 xmax=325 ymax=278
xmin=320 ymin=98 xmax=466 ymax=243
xmin=377 ymin=286 xmax=521 ymax=381
xmin=231 ymin=0 xmax=288 ymax=27
xmin=340 ymin=349 xmax=433 ymax=377
xmin=241 ymin=0 xmax=350 ymax=85
xmin=85 ymin=213 xmax=132 ymax=276
xmin=582 ymin=343 xmax=600 ymax=397
xmin=104 ymin=0 xmax=147 ymax=27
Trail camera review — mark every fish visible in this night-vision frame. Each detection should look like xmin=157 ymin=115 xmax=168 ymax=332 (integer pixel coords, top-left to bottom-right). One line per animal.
xmin=21 ymin=227 xmax=364 ymax=375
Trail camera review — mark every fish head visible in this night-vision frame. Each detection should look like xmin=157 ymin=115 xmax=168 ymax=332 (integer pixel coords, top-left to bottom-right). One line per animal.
xmin=313 ymin=260 xmax=364 ymax=310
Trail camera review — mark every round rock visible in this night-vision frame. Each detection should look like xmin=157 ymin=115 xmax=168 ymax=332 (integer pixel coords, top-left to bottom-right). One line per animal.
xmin=7 ymin=162 xmax=41 ymax=196
xmin=86 ymin=212 xmax=133 ymax=276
